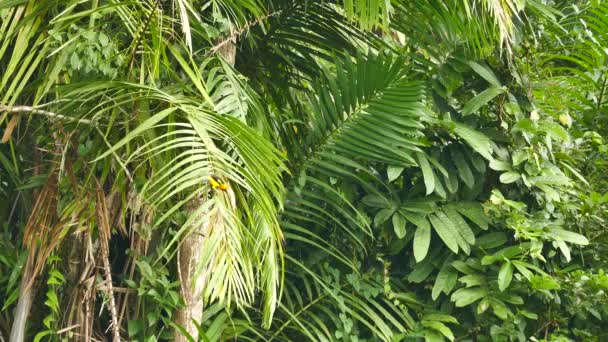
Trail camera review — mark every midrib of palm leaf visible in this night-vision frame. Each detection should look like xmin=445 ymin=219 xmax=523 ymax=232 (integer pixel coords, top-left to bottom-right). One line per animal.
xmin=288 ymin=54 xmax=424 ymax=182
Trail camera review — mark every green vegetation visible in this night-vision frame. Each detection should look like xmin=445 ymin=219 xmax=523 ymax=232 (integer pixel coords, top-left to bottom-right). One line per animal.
xmin=1 ymin=0 xmax=608 ymax=341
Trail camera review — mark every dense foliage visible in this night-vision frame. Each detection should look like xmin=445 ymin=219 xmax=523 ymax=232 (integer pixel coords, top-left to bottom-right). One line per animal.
xmin=1 ymin=0 xmax=608 ymax=341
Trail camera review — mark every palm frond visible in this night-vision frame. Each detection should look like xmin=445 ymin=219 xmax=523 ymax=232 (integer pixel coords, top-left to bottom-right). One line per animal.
xmin=281 ymin=51 xmax=426 ymax=278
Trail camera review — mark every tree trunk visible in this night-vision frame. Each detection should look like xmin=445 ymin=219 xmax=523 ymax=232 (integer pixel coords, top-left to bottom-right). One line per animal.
xmin=9 ymin=261 xmax=33 ymax=342
xmin=174 ymin=196 xmax=208 ymax=341
xmin=174 ymin=36 xmax=236 ymax=341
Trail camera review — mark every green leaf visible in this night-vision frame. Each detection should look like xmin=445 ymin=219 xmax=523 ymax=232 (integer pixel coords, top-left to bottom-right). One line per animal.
xmin=424 ymin=330 xmax=446 ymax=342
xmin=459 ymin=274 xmax=485 ymax=287
xmin=400 ymin=200 xmax=437 ymax=215
xmin=429 ymin=213 xmax=459 ymax=254
xmin=543 ymin=122 xmax=569 ymax=141
xmin=0 ymin=0 xmax=27 ymax=9
xmin=432 ymin=262 xmax=458 ymax=300
xmin=462 ymin=86 xmax=506 ymax=116
xmin=520 ymin=311 xmax=539 ymax=320
xmin=489 ymin=159 xmax=511 ymax=171
xmin=417 ymin=152 xmax=435 ymax=195
xmin=451 ymin=148 xmax=475 ymax=188
xmin=451 ymin=202 xmax=490 ymax=230
xmin=468 ymin=61 xmax=502 ymax=87
xmin=409 ymin=258 xmax=434 ymax=283
xmin=442 ymin=207 xmax=475 ymax=245
xmin=392 ymin=212 xmax=407 ymax=239
xmin=44 ymin=290 xmax=59 ymax=313
xmin=499 ymin=171 xmax=521 ymax=184
xmin=33 ymin=331 xmax=53 ymax=342
xmin=476 ymin=232 xmax=508 ymax=249
xmin=128 ymin=320 xmax=142 ymax=337
xmin=490 ymin=299 xmax=511 ymax=319
xmin=421 ymin=320 xmax=455 ymax=341
xmin=550 ymin=229 xmax=589 ymax=245
xmin=422 ymin=314 xmax=458 ymax=324
xmin=512 ymin=260 xmax=533 ymax=281
xmin=512 ymin=150 xmax=528 ymax=166
xmin=451 ymin=287 xmax=487 ymax=307
xmin=482 ymin=243 xmax=531 ymax=265
xmin=374 ymin=208 xmax=394 ymax=227
xmin=362 ymin=194 xmax=390 ymax=208
xmin=452 ymin=123 xmax=494 ymax=160
xmin=387 ymin=165 xmax=404 ymax=182
xmin=531 ymin=275 xmax=561 ymax=290
xmin=555 ymin=240 xmax=571 ymax=262
xmin=498 ymin=262 xmax=513 ymax=292
xmin=413 ymin=219 xmax=432 ymax=262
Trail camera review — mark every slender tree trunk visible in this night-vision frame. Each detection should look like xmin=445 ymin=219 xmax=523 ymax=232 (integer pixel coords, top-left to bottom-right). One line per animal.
xmin=174 ymin=37 xmax=236 ymax=341
xmin=174 ymin=196 xmax=208 ymax=341
xmin=9 ymin=260 xmax=33 ymax=342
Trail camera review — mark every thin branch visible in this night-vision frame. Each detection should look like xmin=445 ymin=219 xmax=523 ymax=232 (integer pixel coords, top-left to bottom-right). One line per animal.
xmin=205 ymin=10 xmax=283 ymax=58
xmin=0 ymin=105 xmax=93 ymax=125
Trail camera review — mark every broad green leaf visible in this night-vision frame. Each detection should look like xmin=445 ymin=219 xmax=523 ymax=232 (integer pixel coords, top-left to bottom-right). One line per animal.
xmin=413 ymin=220 xmax=431 ymax=262
xmin=444 ymin=162 xmax=459 ymax=194
xmin=451 ymin=148 xmax=475 ymax=188
xmin=392 ymin=212 xmax=407 ymax=239
xmin=429 ymin=213 xmax=459 ymax=254
xmin=512 ymin=261 xmax=533 ymax=281
xmin=422 ymin=314 xmax=458 ymax=324
xmin=489 ymin=159 xmax=511 ymax=171
xmin=442 ymin=207 xmax=475 ymax=245
xmin=477 ymin=298 xmax=490 ymax=314
xmin=451 ymin=287 xmax=487 ymax=307
xmin=362 ymin=194 xmax=390 ymax=208
xmin=462 ymin=86 xmax=506 ymax=116
xmin=409 ymin=258 xmax=434 ymax=283
xmin=433 ymin=172 xmax=447 ymax=199
xmin=543 ymin=122 xmax=569 ymax=141
xmin=459 ymin=274 xmax=485 ymax=287
xmin=437 ymin=210 xmax=470 ymax=255
xmin=424 ymin=330 xmax=445 ymax=342
xmin=450 ymin=202 xmax=490 ymax=230
xmin=451 ymin=261 xmax=476 ymax=274
xmin=512 ymin=150 xmax=528 ymax=166
xmin=530 ymin=275 xmax=561 ymax=290
xmin=400 ymin=200 xmax=437 ymax=215
xmin=498 ymin=262 xmax=513 ymax=291
xmin=499 ymin=171 xmax=521 ymax=184
xmin=550 ymin=229 xmax=589 ymax=245
xmin=128 ymin=320 xmax=143 ymax=337
xmin=520 ymin=311 xmax=539 ymax=320
xmin=476 ymin=232 xmax=507 ymax=249
xmin=421 ymin=320 xmax=455 ymax=341
xmin=490 ymin=299 xmax=511 ymax=320
xmin=0 ymin=0 xmax=27 ymax=9
xmin=417 ymin=152 xmax=435 ymax=195
xmin=502 ymin=294 xmax=524 ymax=305
xmin=555 ymin=239 xmax=571 ymax=262
xmin=374 ymin=208 xmax=394 ymax=227
xmin=387 ymin=165 xmax=404 ymax=182
xmin=432 ymin=262 xmax=458 ymax=300
xmin=468 ymin=61 xmax=502 ymax=87
xmin=481 ymin=243 xmax=531 ymax=265
xmin=453 ymin=123 xmax=494 ymax=160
